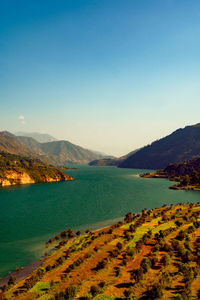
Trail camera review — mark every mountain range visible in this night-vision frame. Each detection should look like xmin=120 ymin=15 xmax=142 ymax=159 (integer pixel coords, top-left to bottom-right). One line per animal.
xmin=89 ymin=149 xmax=140 ymax=166
xmin=0 ymin=131 xmax=106 ymax=165
xmin=15 ymin=132 xmax=57 ymax=143
xmin=90 ymin=123 xmax=200 ymax=170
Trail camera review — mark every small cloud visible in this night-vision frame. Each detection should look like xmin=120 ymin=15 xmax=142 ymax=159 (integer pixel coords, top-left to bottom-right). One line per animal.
xmin=18 ymin=115 xmax=26 ymax=125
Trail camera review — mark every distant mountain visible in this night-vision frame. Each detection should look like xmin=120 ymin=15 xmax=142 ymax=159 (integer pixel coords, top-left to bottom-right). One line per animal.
xmin=89 ymin=149 xmax=140 ymax=166
xmin=0 ymin=131 xmax=105 ymax=165
xmin=90 ymin=150 xmax=113 ymax=157
xmin=0 ymin=131 xmax=30 ymax=155
xmin=15 ymin=132 xmax=57 ymax=143
xmin=16 ymin=136 xmax=45 ymax=155
xmin=39 ymin=140 xmax=104 ymax=165
xmin=119 ymin=123 xmax=200 ymax=170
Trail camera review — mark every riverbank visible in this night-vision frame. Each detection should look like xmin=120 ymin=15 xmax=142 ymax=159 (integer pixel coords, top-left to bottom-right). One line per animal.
xmin=0 ymin=260 xmax=43 ymax=288
xmin=0 ymin=216 xmax=124 ymax=287
xmin=3 ymin=202 xmax=200 ymax=299
xmin=1 ymin=166 xmax=200 ymax=280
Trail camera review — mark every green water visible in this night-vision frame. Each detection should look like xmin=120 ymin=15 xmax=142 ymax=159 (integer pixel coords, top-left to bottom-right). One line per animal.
xmin=0 ymin=165 xmax=200 ymax=277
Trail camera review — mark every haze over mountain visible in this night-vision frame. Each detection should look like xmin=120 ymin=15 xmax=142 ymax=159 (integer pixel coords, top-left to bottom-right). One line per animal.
xmin=15 ymin=132 xmax=57 ymax=143
xmin=89 ymin=149 xmax=140 ymax=167
xmin=0 ymin=132 xmax=31 ymax=156
xmin=0 ymin=131 xmax=105 ymax=165
xmin=119 ymin=123 xmax=200 ymax=170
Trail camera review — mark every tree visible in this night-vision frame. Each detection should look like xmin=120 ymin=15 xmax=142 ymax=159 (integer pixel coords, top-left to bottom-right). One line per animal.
xmin=140 ymin=257 xmax=151 ymax=273
xmin=8 ymin=275 xmax=16 ymax=285
xmin=116 ymin=242 xmax=123 ymax=250
xmin=124 ymin=212 xmax=132 ymax=223
xmin=65 ymin=285 xmax=76 ymax=299
xmin=67 ymin=228 xmax=74 ymax=238
xmin=181 ymin=175 xmax=190 ymax=186
xmin=131 ymin=269 xmax=144 ymax=283
xmin=146 ymin=283 xmax=163 ymax=299
xmin=60 ymin=230 xmax=67 ymax=238
xmin=90 ymin=285 xmax=99 ymax=297
xmin=161 ymin=254 xmax=170 ymax=266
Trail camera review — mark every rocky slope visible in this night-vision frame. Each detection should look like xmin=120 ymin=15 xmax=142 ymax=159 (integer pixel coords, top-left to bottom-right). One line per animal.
xmin=0 ymin=153 xmax=74 ymax=187
xmin=119 ymin=123 xmax=200 ymax=169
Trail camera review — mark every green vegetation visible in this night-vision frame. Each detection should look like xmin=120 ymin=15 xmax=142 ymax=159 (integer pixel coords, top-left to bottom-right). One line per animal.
xmin=141 ymin=155 xmax=200 ymax=191
xmin=2 ymin=203 xmax=200 ymax=299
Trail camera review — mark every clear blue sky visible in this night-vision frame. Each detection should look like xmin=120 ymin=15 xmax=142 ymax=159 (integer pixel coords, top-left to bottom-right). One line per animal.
xmin=1 ymin=0 xmax=200 ymax=156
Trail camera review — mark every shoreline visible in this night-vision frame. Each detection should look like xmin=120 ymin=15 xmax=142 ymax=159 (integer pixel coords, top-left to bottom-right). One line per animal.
xmin=0 ymin=217 xmax=123 ymax=288
xmin=140 ymin=172 xmax=200 ymax=191
xmin=0 ymin=259 xmax=43 ymax=288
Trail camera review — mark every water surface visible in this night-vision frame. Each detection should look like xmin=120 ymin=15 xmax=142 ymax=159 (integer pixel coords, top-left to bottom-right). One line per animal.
xmin=0 ymin=165 xmax=200 ymax=276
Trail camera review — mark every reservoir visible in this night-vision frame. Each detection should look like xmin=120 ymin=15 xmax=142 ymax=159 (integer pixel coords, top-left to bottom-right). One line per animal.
xmin=0 ymin=165 xmax=199 ymax=277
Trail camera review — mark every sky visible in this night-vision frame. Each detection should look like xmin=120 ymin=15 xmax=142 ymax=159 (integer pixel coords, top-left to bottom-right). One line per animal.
xmin=1 ymin=0 xmax=200 ymax=156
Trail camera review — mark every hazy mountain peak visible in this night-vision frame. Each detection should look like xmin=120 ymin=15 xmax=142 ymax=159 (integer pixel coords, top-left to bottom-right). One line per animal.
xmin=15 ymin=132 xmax=57 ymax=143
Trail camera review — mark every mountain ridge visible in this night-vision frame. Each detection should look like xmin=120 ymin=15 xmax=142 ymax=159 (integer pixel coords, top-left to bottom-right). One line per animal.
xmin=0 ymin=131 xmax=106 ymax=165
xmin=119 ymin=123 xmax=200 ymax=169
xmin=15 ymin=132 xmax=57 ymax=143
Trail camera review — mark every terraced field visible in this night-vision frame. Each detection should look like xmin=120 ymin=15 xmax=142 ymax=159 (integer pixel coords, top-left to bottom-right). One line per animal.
xmin=2 ymin=203 xmax=200 ymax=299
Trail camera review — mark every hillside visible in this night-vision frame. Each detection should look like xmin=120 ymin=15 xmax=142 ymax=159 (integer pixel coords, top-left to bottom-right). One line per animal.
xmin=2 ymin=203 xmax=200 ymax=299
xmin=16 ymin=136 xmax=46 ymax=156
xmin=16 ymin=134 xmax=105 ymax=165
xmin=119 ymin=123 xmax=200 ymax=169
xmin=0 ymin=152 xmax=74 ymax=187
xmin=40 ymin=140 xmax=105 ymax=165
xmin=0 ymin=131 xmax=105 ymax=165
xmin=0 ymin=132 xmax=30 ymax=156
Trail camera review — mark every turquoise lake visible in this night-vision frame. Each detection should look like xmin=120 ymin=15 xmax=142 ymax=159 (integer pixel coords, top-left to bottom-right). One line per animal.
xmin=0 ymin=165 xmax=200 ymax=277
